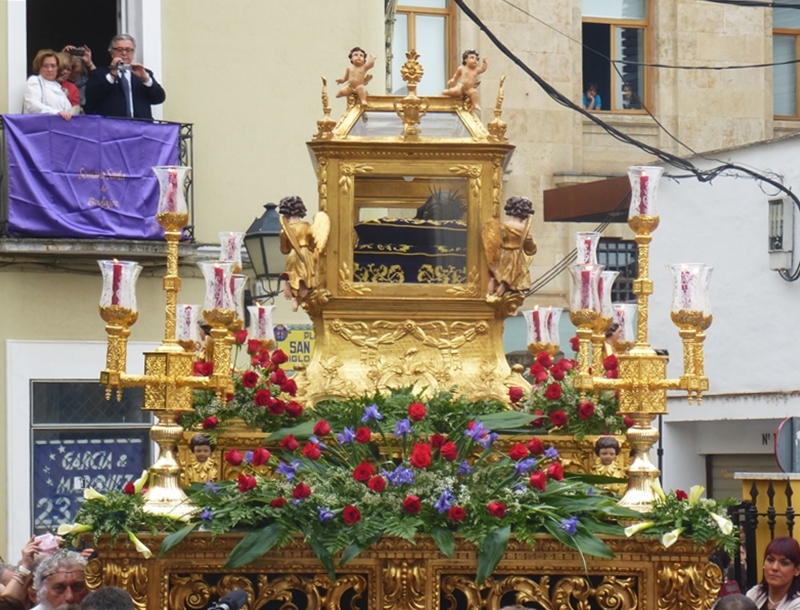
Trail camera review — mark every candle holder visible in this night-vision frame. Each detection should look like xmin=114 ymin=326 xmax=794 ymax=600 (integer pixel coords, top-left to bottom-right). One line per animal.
xmin=523 ymin=307 xmax=560 ymax=355
xmin=175 ymin=303 xmax=202 ymax=352
xmin=219 ymin=231 xmax=245 ymax=274
xmin=575 ymin=231 xmax=601 ymax=265
xmin=612 ymin=303 xmax=638 ymax=354
xmin=248 ymin=303 xmax=277 ymax=352
xmin=98 ymin=166 xmax=236 ymax=519
xmin=591 ymin=270 xmax=620 ymax=369
xmin=228 ymin=274 xmax=248 ymax=334
xmin=570 ymin=165 xmax=712 ymax=511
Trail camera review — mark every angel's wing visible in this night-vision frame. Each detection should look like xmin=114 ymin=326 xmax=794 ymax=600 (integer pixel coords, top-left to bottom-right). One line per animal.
xmin=481 ymin=218 xmax=502 ymax=268
xmin=310 ymin=211 xmax=331 ymax=253
xmin=280 ymin=214 xmax=303 ymax=255
xmin=364 ymin=74 xmax=373 ymax=86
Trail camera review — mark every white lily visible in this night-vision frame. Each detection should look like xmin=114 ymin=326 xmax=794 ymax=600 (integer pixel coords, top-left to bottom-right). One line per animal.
xmin=624 ymin=521 xmax=655 ymax=537
xmin=710 ymin=512 xmax=734 ymax=535
xmin=83 ymin=488 xmax=106 ymax=501
xmin=127 ymin=531 xmax=152 ymax=559
xmin=688 ymin=485 xmax=705 ymax=505
xmin=56 ymin=523 xmax=92 ymax=536
xmin=133 ymin=470 xmax=149 ymax=494
xmin=661 ymin=527 xmax=685 ymax=548
xmin=650 ymin=478 xmax=667 ymax=502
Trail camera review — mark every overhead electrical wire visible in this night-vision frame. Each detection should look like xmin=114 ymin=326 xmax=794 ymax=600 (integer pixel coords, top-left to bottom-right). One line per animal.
xmin=701 ymin=0 xmax=800 ymax=8
xmin=450 ymin=0 xmax=800 ymax=282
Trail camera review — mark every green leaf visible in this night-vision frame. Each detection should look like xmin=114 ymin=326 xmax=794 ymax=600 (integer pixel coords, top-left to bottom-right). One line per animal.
xmin=157 ymin=522 xmax=198 ymax=559
xmin=569 ymin=529 xmax=616 ymax=559
xmin=430 ymin=527 xmax=455 ymax=558
xmin=307 ymin=534 xmax=336 ymax=581
xmin=476 ymin=525 xmax=511 ymax=586
xmin=339 ymin=530 xmax=383 ymax=567
xmin=475 ymin=412 xmax=536 ymax=429
xmin=224 ymin=522 xmax=285 ymax=568
xmin=266 ymin=421 xmax=317 ymax=441
xmin=564 ymin=472 xmax=628 ymax=485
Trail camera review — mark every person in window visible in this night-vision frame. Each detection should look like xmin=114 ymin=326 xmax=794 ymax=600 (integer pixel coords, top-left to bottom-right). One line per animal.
xmin=55 ymin=54 xmax=80 ymax=112
xmin=84 ymin=34 xmax=165 ymax=119
xmin=622 ymin=83 xmax=642 ymax=110
xmin=582 ymin=82 xmax=602 ymax=111
xmin=61 ymin=46 xmax=95 ymax=108
xmin=23 ymin=50 xmax=73 ymax=120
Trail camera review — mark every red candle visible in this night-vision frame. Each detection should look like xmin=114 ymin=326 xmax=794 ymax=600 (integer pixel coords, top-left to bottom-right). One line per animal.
xmin=257 ymin=306 xmax=267 ymax=338
xmin=111 ymin=260 xmax=122 ymax=306
xmin=580 ymin=269 xmax=591 ymax=309
xmin=638 ymin=171 xmax=649 ymax=215
xmin=583 ymin=238 xmax=592 ymax=264
xmin=214 ymin=265 xmax=225 ymax=309
xmin=532 ymin=308 xmax=541 ymax=342
xmin=164 ymin=169 xmax=178 ymax=213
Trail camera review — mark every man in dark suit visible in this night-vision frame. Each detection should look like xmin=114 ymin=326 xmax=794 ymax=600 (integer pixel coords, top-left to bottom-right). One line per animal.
xmin=84 ymin=34 xmax=165 ymax=119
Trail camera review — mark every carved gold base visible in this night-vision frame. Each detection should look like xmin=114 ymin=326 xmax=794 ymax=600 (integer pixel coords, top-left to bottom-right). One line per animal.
xmin=85 ymin=533 xmax=721 ymax=610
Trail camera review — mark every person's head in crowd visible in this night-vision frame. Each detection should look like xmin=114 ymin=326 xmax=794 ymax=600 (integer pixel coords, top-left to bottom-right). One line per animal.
xmin=69 ymin=57 xmax=85 ymax=81
xmin=605 ymin=322 xmax=621 ymax=341
xmin=79 ymin=587 xmax=133 ymax=610
xmin=33 ymin=551 xmax=88 ymax=610
xmin=0 ymin=596 xmax=25 ymax=610
xmin=190 ymin=434 xmax=214 ymax=463
xmin=756 ymin=536 xmax=800 ymax=601
xmin=594 ymin=436 xmax=620 ymax=466
xmin=108 ymin=35 xmax=136 ymax=67
xmin=716 ymin=594 xmax=757 ymax=610
xmin=31 ymin=50 xmax=59 ymax=82
xmin=55 ymin=54 xmax=73 ymax=85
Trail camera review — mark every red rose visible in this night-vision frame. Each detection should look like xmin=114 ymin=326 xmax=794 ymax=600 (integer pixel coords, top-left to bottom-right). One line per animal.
xmin=603 ymin=354 xmax=618 ymax=370
xmin=430 ymin=433 xmax=445 ymax=449
xmin=254 ymin=389 xmax=271 ymax=407
xmin=234 ymin=329 xmax=248 ymax=345
xmin=605 ymin=368 xmax=619 ymax=379
xmin=292 ymin=482 xmax=311 ymax=499
xmin=247 ymin=339 xmax=262 ymax=355
xmin=202 ymin=416 xmax=218 ymax=430
xmin=526 ymin=437 xmax=545 ymax=455
xmin=286 ymin=400 xmax=303 ymax=418
xmin=562 ymin=359 xmax=575 ymax=371
xmin=675 ymin=489 xmax=688 ymax=501
xmin=313 ymin=420 xmax=331 ymax=436
xmin=271 ymin=349 xmax=289 ymax=365
xmin=509 ymin=386 xmax=524 ymax=403
xmin=353 ymin=461 xmax=375 ymax=483
xmin=530 ymin=410 xmax=546 ymax=428
xmin=408 ymin=402 xmax=427 ymax=421
xmin=226 ymin=393 xmax=235 ymax=403
xmin=270 ymin=368 xmax=288 ymax=385
xmin=529 ymin=471 xmax=547 ymax=491
xmin=410 ymin=443 xmax=432 ymax=469
xmin=547 ymin=462 xmax=564 ymax=481
xmin=367 ymin=475 xmax=386 ymax=492
xmin=123 ymin=482 xmax=135 ymax=495
xmin=536 ymin=352 xmax=553 ymax=368
xmin=342 ymin=504 xmax=361 ymax=525
xmin=225 ymin=449 xmax=243 ymax=466
xmin=624 ymin=416 xmax=635 ymax=428
xmin=279 ymin=435 xmax=299 ymax=451
xmin=403 ymin=495 xmax=421 ymax=514
xmin=578 ymin=401 xmax=595 ymax=420
xmin=448 ymin=506 xmax=466 ymax=522
xmin=193 ymin=361 xmax=214 ymax=376
xmin=551 ymin=365 xmax=566 ymax=381
xmin=569 ymin=336 xmax=580 ymax=353
xmin=549 ymin=410 xmax=568 ymax=427
xmin=242 ymin=370 xmax=259 ymax=388
xmin=280 ymin=379 xmax=298 ymax=397
xmin=544 ymin=382 xmax=562 ymax=401
xmin=237 ymin=473 xmax=257 ymax=492
xmin=270 ymin=497 xmax=286 ymax=508
xmin=530 ymin=363 xmax=549 ymax=383
xmin=508 ymin=442 xmax=529 ymax=461
xmin=251 ymin=447 xmax=271 ymax=466
xmin=268 ymin=398 xmax=286 ymax=415
xmin=355 ymin=427 xmax=372 ymax=444
xmin=487 ymin=501 xmax=506 ymax=518
xmin=440 ymin=441 xmax=458 ymax=462
xmin=302 ymin=442 xmax=321 ymax=461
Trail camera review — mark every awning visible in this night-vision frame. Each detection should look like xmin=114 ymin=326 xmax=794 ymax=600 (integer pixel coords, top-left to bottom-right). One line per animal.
xmin=543 ymin=175 xmax=631 ymax=223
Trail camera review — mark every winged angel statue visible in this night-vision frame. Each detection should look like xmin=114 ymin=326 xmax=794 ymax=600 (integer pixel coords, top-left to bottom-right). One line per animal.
xmin=278 ymin=195 xmax=330 ymax=312
xmin=481 ymin=195 xmax=537 ymax=297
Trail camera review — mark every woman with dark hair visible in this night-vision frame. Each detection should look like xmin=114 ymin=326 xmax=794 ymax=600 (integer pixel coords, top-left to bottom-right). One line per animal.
xmin=605 ymin=322 xmax=622 ymax=357
xmin=746 ymin=537 xmax=800 ymax=610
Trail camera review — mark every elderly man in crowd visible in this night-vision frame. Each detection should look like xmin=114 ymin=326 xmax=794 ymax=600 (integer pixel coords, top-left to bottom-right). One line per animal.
xmin=31 ymin=551 xmax=87 ymax=610
xmin=84 ymin=34 xmax=165 ymax=119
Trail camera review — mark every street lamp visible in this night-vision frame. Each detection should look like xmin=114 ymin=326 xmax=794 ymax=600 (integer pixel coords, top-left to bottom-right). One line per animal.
xmin=244 ymin=203 xmax=286 ymax=301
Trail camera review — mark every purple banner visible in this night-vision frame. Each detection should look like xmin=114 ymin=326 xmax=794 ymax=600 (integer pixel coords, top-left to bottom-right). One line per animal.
xmin=4 ymin=114 xmax=179 ymax=239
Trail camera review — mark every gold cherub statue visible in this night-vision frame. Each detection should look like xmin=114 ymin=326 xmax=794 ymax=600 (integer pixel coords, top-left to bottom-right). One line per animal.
xmin=442 ymin=49 xmax=488 ymax=111
xmin=481 ymin=195 xmax=537 ymax=297
xmin=335 ymin=46 xmax=376 ymax=108
xmin=279 ymin=195 xmax=330 ymax=312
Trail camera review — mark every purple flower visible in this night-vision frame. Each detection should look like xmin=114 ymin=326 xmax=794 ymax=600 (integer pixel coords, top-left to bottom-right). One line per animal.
xmin=383 ymin=466 xmax=415 ymax=487
xmin=559 ymin=516 xmax=579 ymax=536
xmin=362 ymin=404 xmax=384 ymax=423
xmin=200 ymin=508 xmax=213 ymax=521
xmin=203 ymin=481 xmax=220 ymax=495
xmin=544 ymin=447 xmax=559 ymax=460
xmin=514 ymin=458 xmax=538 ymax=476
xmin=336 ymin=427 xmax=356 ymax=445
xmin=393 ymin=418 xmax=413 ymax=438
xmin=244 ymin=450 xmax=254 ymax=465
xmin=318 ymin=507 xmax=335 ymax=522
xmin=434 ymin=488 xmax=456 ymax=514
xmin=290 ymin=498 xmax=303 ymax=507
xmin=276 ymin=459 xmax=301 ymax=481
xmin=457 ymin=461 xmax=472 ymax=476
xmin=478 ymin=431 xmax=498 ymax=449
xmin=464 ymin=422 xmax=487 ymax=441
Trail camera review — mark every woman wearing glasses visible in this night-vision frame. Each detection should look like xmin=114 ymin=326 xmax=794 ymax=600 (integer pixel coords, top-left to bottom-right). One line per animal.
xmin=22 ymin=50 xmax=73 ymax=120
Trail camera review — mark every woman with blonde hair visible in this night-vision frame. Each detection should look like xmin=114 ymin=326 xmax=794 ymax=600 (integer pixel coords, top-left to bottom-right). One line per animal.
xmin=23 ymin=49 xmax=72 ymax=120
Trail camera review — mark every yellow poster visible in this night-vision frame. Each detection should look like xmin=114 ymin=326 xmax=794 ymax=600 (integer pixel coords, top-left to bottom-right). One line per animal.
xmin=274 ymin=324 xmax=315 ymax=371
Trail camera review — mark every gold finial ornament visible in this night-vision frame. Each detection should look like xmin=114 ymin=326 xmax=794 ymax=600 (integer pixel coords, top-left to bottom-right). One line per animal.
xmin=487 ymin=75 xmax=508 ymax=142
xmin=314 ymin=77 xmax=336 ymax=141
xmin=394 ymin=49 xmax=428 ymax=139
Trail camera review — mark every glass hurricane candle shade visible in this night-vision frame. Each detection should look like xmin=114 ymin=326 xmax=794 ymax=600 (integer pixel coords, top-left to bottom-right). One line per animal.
xmin=175 ymin=304 xmax=202 ymax=348
xmin=523 ymin=308 xmax=550 ymax=345
xmin=627 ymin=165 xmax=664 ymax=219
xmin=219 ymin=232 xmax=245 ymax=274
xmin=248 ymin=304 xmax=275 ymax=343
xmin=231 ymin=274 xmax=248 ymax=327
xmin=98 ymin=260 xmax=142 ymax=312
xmin=598 ymin=270 xmax=620 ymax=319
xmin=198 ymin=261 xmax=236 ymax=315
xmin=568 ymin=264 xmax=605 ymax=313
xmin=575 ymin=231 xmax=601 ymax=265
xmin=613 ymin=303 xmax=638 ymax=344
xmin=152 ymin=166 xmax=191 ymax=227
xmin=668 ymin=263 xmax=712 ymax=328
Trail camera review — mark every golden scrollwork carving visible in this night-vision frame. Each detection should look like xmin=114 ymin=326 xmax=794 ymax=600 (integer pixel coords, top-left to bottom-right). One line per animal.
xmin=299 ymin=287 xmax=331 ymax=318
xmin=382 ymin=559 xmax=427 ymax=610
xmin=448 ymin=165 xmax=481 ymax=199
xmin=491 ymin=159 xmax=503 ymax=217
xmin=485 ymin=292 xmax=525 ymax=319
xmin=86 ymin=558 xmax=149 ymax=610
xmin=339 ymin=263 xmax=372 ymax=295
xmin=657 ymin=562 xmax=721 ymax=610
xmin=318 ymin=356 xmax=359 ymax=396
xmin=339 ymin=163 xmax=373 ymax=196
xmin=446 ymin=268 xmax=481 ymax=297
xmin=317 ymin=156 xmax=329 ymax=211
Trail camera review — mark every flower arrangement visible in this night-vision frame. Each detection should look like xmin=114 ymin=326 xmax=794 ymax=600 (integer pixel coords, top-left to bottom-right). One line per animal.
xmin=516 ymin=343 xmax=629 ymax=440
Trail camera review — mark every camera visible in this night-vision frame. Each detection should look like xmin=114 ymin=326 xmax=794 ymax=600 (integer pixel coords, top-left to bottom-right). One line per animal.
xmin=114 ymin=61 xmax=132 ymax=72
xmin=34 ymin=532 xmax=59 ymax=555
xmin=68 ymin=48 xmax=85 ymax=57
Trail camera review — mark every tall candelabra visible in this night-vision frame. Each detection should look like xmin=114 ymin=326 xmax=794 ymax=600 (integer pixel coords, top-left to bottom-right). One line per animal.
xmin=569 ymin=166 xmax=712 ymax=510
xmin=98 ymin=166 xmax=237 ymax=518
